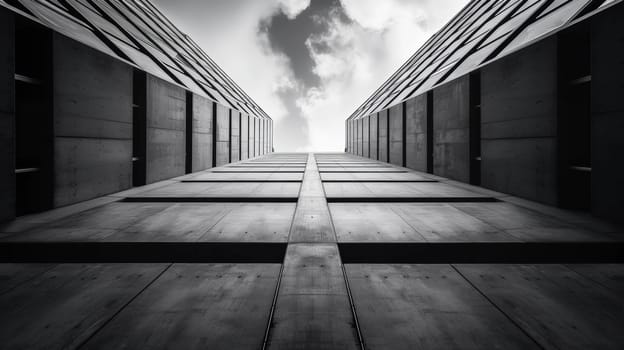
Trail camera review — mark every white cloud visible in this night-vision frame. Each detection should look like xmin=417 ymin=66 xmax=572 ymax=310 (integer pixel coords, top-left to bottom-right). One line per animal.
xmin=278 ymin=0 xmax=311 ymax=19
xmin=153 ymin=0 xmax=309 ymax=151
xmin=296 ymin=0 xmax=468 ymax=151
xmin=154 ymin=0 xmax=467 ymax=151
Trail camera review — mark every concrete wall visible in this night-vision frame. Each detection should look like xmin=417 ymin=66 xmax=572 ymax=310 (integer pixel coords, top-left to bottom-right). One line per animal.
xmin=145 ymin=74 xmax=186 ymax=184
xmin=191 ymin=93 xmax=212 ymax=172
xmin=254 ymin=117 xmax=260 ymax=157
xmin=480 ymin=38 xmax=558 ymax=204
xmin=369 ymin=113 xmax=378 ymax=160
xmin=215 ymin=104 xmax=230 ymax=166
xmin=249 ymin=116 xmax=256 ymax=158
xmin=355 ymin=118 xmax=361 ymax=156
xmin=378 ymin=110 xmax=389 ymax=162
xmin=241 ymin=113 xmax=248 ymax=160
xmin=433 ymin=75 xmax=470 ymax=183
xmin=591 ymin=4 xmax=624 ymax=222
xmin=53 ymin=35 xmax=133 ymax=206
xmin=389 ymin=103 xmax=404 ymax=166
xmin=231 ymin=109 xmax=240 ymax=162
xmin=362 ymin=115 xmax=369 ymax=158
xmin=405 ymin=94 xmax=428 ymax=172
xmin=0 ymin=9 xmax=15 ymax=222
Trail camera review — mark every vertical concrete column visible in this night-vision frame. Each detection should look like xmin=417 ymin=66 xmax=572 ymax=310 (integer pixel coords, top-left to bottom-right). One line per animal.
xmin=389 ymin=103 xmax=404 ymax=166
xmin=433 ymin=76 xmax=470 ymax=183
xmin=53 ymin=35 xmax=134 ymax=203
xmin=230 ymin=109 xmax=240 ymax=162
xmin=480 ymin=39 xmax=557 ymax=203
xmin=362 ymin=115 xmax=369 ymax=158
xmin=215 ymin=104 xmax=230 ymax=166
xmin=0 ymin=8 xmax=15 ymax=222
xmin=369 ymin=113 xmax=378 ymax=160
xmin=378 ymin=109 xmax=389 ymax=162
xmin=240 ymin=112 xmax=248 ymax=160
xmin=405 ymin=94 xmax=428 ymax=172
xmin=191 ymin=93 xmax=213 ymax=172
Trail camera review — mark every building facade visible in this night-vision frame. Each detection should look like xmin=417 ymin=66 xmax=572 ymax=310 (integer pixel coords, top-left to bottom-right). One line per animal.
xmin=345 ymin=0 xmax=624 ymax=223
xmin=0 ymin=0 xmax=273 ymax=222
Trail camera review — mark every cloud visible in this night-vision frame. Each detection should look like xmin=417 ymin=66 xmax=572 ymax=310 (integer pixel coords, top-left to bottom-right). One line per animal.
xmin=153 ymin=0 xmax=310 ymax=151
xmin=279 ymin=0 xmax=312 ymax=19
xmin=294 ymin=0 xmax=468 ymax=151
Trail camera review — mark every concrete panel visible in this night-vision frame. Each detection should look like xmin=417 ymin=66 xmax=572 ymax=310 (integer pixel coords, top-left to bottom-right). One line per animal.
xmin=362 ymin=115 xmax=369 ymax=158
xmin=254 ymin=117 xmax=260 ymax=157
xmin=369 ymin=113 xmax=378 ymax=160
xmin=481 ymin=38 xmax=557 ymax=204
xmin=405 ymin=94 xmax=428 ymax=172
xmin=231 ymin=110 xmax=240 ymax=162
xmin=378 ymin=109 xmax=389 ymax=162
xmin=356 ymin=118 xmax=362 ymax=156
xmin=249 ymin=116 xmax=255 ymax=158
xmin=52 ymin=35 xmax=133 ymax=206
xmin=591 ymin=5 xmax=624 ymax=222
xmin=0 ymin=9 xmax=14 ymax=222
xmin=145 ymin=74 xmax=186 ymax=184
xmin=389 ymin=103 xmax=404 ymax=166
xmin=240 ymin=113 xmax=249 ymax=160
xmin=215 ymin=104 xmax=230 ymax=166
xmin=191 ymin=94 xmax=212 ymax=172
xmin=433 ymin=75 xmax=470 ymax=183
xmin=83 ymin=264 xmax=281 ymax=350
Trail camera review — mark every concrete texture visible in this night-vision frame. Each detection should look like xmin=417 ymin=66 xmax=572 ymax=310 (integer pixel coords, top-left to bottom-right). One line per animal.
xmin=591 ymin=4 xmax=624 ymax=223
xmin=433 ymin=75 xmax=470 ymax=183
xmin=362 ymin=115 xmax=369 ymax=158
xmin=378 ymin=109 xmax=389 ymax=162
xmin=191 ymin=93 xmax=212 ymax=172
xmin=145 ymin=75 xmax=186 ymax=184
xmin=480 ymin=38 xmax=558 ymax=205
xmin=389 ymin=102 xmax=404 ymax=166
xmin=369 ymin=113 xmax=378 ymax=160
xmin=215 ymin=103 xmax=230 ymax=167
xmin=240 ymin=113 xmax=249 ymax=160
xmin=0 ymin=8 xmax=14 ymax=222
xmin=405 ymin=94 xmax=428 ymax=172
xmin=1 ymin=152 xmax=623 ymax=349
xmin=230 ymin=109 xmax=240 ymax=162
xmin=249 ymin=116 xmax=255 ymax=158
xmin=53 ymin=35 xmax=133 ymax=206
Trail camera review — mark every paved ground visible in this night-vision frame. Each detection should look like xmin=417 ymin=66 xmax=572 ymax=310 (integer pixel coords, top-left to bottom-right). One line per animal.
xmin=1 ymin=153 xmax=623 ymax=349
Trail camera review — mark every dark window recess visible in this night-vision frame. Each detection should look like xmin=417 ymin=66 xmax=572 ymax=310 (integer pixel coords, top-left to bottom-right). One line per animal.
xmin=558 ymin=25 xmax=591 ymax=210
xmin=469 ymin=71 xmax=481 ymax=186
xmin=14 ymin=18 xmax=53 ymax=216
xmin=185 ymin=91 xmax=193 ymax=174
xmin=132 ymin=69 xmax=147 ymax=186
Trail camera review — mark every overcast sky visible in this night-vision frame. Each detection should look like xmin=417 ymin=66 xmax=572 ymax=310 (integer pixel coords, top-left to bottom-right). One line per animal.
xmin=153 ymin=0 xmax=468 ymax=152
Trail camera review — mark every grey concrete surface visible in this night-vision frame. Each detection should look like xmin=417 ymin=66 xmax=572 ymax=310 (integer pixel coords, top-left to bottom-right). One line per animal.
xmin=0 ymin=152 xmax=622 ymax=350
xmin=146 ymin=75 xmax=186 ymax=184
xmin=53 ymin=35 xmax=133 ymax=206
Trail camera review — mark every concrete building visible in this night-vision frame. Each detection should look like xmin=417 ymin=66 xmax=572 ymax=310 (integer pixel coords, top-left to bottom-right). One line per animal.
xmin=0 ymin=0 xmax=273 ymax=222
xmin=1 ymin=0 xmax=623 ymax=349
xmin=346 ymin=0 xmax=624 ymax=224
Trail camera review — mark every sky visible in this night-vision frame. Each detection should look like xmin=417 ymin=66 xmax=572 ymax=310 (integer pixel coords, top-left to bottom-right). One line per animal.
xmin=153 ymin=0 xmax=468 ymax=152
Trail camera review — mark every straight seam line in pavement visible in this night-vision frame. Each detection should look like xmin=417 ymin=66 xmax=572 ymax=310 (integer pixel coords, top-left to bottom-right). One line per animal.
xmin=318 ymin=155 xmax=366 ymax=350
xmin=74 ymin=263 xmax=174 ymax=350
xmin=261 ymin=153 xmax=309 ymax=349
xmin=450 ymin=264 xmax=546 ymax=350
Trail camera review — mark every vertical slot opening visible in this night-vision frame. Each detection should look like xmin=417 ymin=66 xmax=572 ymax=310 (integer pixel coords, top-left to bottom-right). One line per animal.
xmin=185 ymin=91 xmax=192 ymax=174
xmin=132 ymin=69 xmax=147 ymax=186
xmin=558 ymin=25 xmax=591 ymax=210
xmin=14 ymin=19 xmax=53 ymax=215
